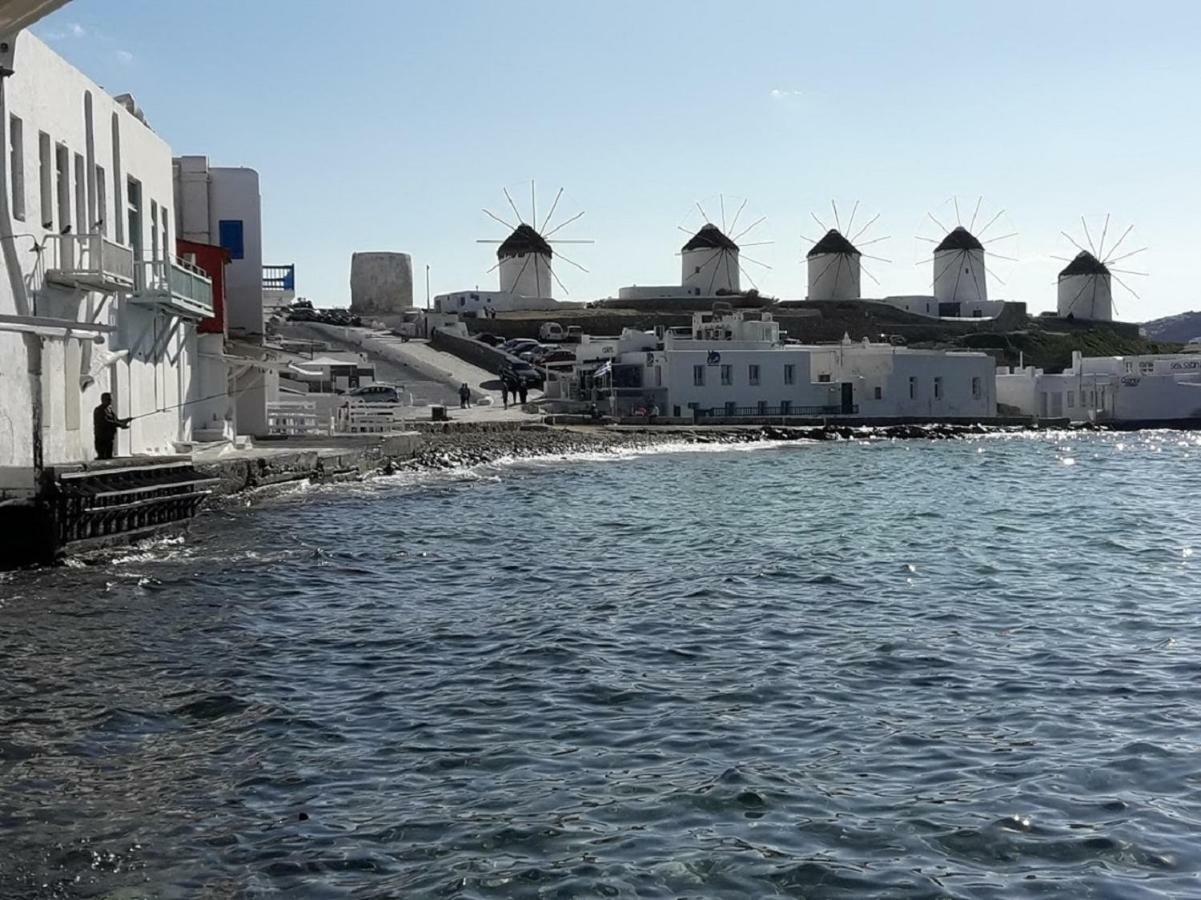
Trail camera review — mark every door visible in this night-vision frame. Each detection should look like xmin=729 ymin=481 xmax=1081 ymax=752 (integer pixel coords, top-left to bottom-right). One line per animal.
xmin=841 ymin=382 xmax=854 ymax=414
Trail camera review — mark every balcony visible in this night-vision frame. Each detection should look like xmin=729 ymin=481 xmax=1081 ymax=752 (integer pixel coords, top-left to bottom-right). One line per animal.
xmin=262 ymin=265 xmax=295 ymax=292
xmin=130 ymin=257 xmax=214 ymax=319
xmin=44 ymin=234 xmax=136 ymax=294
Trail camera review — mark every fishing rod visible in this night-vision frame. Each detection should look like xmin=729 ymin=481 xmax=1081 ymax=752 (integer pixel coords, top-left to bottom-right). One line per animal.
xmin=124 ymin=379 xmax=264 ymax=421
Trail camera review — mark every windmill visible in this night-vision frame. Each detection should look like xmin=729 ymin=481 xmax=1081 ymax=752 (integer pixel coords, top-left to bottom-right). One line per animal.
xmin=1053 ymin=215 xmax=1146 ymax=322
xmin=676 ymin=195 xmax=772 ymax=297
xmin=477 ymin=181 xmax=592 ymax=298
xmin=802 ymin=200 xmax=889 ymax=300
xmin=915 ymin=196 xmax=1018 ymax=306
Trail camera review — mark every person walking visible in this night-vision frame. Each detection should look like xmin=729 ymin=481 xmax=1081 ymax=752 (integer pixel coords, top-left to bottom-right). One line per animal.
xmin=92 ymin=392 xmax=130 ymax=460
xmin=501 ymin=380 xmax=510 ymax=410
xmin=518 ymin=382 xmax=528 ymax=405
xmin=458 ymin=383 xmax=471 ymax=409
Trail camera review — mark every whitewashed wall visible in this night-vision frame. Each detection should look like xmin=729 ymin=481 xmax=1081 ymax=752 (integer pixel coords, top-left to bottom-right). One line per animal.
xmin=1 ymin=32 xmax=193 ymax=474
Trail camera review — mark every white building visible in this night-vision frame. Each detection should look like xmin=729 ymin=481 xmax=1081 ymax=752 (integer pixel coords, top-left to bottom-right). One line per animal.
xmin=583 ymin=310 xmax=996 ymax=420
xmin=174 ymin=156 xmax=263 ymax=336
xmin=933 ymin=226 xmax=988 ymax=305
xmin=432 ymin=288 xmax=560 ymax=316
xmin=1 ymin=32 xmax=213 ymax=496
xmin=174 ymin=155 xmax=280 ymax=437
xmin=997 ymin=351 xmax=1201 ymax=423
xmin=1056 ymin=251 xmax=1113 ymax=321
xmin=807 ymin=229 xmax=861 ymax=301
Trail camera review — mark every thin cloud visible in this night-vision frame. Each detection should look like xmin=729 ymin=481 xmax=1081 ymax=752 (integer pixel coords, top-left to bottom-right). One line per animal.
xmin=770 ymin=88 xmax=803 ymax=99
xmin=115 ymin=49 xmax=134 ymax=65
xmin=44 ymin=21 xmax=87 ymax=40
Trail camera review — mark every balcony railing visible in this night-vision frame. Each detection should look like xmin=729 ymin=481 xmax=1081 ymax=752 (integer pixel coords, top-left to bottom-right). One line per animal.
xmin=131 ymin=257 xmax=214 ymax=319
xmin=263 ymin=264 xmax=295 ymax=292
xmin=44 ymin=234 xmax=136 ymax=293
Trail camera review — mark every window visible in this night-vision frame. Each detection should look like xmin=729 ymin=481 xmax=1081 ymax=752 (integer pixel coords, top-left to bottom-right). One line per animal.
xmin=73 ymin=153 xmax=86 ymax=235
xmin=9 ymin=115 xmax=24 ymax=221
xmin=933 ymin=377 xmax=943 ymax=400
xmin=972 ymin=377 xmax=982 ymax=400
xmin=38 ymin=131 xmax=52 ymax=227
xmin=64 ymin=339 xmax=81 ymax=431
xmin=110 ymin=113 xmax=123 ymax=243
xmin=780 ymin=400 xmax=791 ymax=415
xmin=1124 ymin=361 xmax=1134 ymax=374
xmin=95 ymin=166 xmax=107 ymax=235
xmin=693 ymin=365 xmax=705 ymax=386
xmin=695 ymin=266 xmax=701 ymax=274
xmin=720 ymin=364 xmax=732 ymax=385
xmin=218 ymin=219 xmax=245 ymax=259
xmin=126 ymin=176 xmax=142 ymax=256
xmin=161 ymin=206 xmax=169 ymax=259
xmin=874 ymin=386 xmax=883 ymax=400
xmin=1067 ymin=391 xmax=1075 ymax=408
xmin=55 ymin=142 xmax=70 ymax=233
xmin=748 ymin=365 xmax=760 ymax=386
xmin=908 ymin=376 xmax=917 ymax=399
xmin=150 ymin=200 xmax=159 ymax=260
xmin=1139 ymin=360 xmax=1154 ymax=375
xmin=784 ymin=364 xmax=795 ymax=385
xmin=725 ymin=401 xmax=736 ymax=416
xmin=757 ymin=400 xmax=768 ymax=415
xmin=818 ymin=373 xmax=831 ymax=383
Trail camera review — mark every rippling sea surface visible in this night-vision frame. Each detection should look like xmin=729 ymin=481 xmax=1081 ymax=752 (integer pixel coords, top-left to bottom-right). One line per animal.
xmin=3 ymin=431 xmax=1201 ymax=899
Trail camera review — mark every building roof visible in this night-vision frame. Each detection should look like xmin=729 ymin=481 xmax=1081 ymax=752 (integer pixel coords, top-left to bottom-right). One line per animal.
xmin=935 ymin=226 xmax=984 ymax=253
xmin=498 ymin=224 xmax=553 ymax=259
xmin=807 ymin=228 xmax=860 ymax=258
xmin=682 ymin=223 xmax=739 ymax=253
xmin=1059 ymin=251 xmax=1110 ymax=278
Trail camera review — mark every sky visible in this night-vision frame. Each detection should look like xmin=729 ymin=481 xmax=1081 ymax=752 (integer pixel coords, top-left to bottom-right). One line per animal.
xmin=32 ymin=0 xmax=1201 ymax=321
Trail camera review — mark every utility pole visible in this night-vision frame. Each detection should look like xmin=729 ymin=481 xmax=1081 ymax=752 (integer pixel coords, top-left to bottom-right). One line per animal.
xmin=425 ymin=264 xmax=430 ymax=309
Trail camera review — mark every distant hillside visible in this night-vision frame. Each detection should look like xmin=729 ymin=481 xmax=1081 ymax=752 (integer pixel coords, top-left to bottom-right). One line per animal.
xmin=1142 ymin=311 xmax=1201 ymax=343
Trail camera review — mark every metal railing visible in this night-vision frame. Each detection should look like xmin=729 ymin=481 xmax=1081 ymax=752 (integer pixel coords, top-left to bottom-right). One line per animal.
xmin=263 ymin=264 xmax=295 ymax=292
xmin=134 ymin=257 xmax=214 ymax=318
xmin=44 ymin=234 xmax=136 ymax=290
xmin=694 ymin=404 xmax=847 ymax=418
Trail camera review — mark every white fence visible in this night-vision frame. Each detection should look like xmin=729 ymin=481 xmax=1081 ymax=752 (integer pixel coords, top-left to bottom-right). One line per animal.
xmin=267 ymin=400 xmax=328 ymax=436
xmin=335 ymin=401 xmax=413 ymax=434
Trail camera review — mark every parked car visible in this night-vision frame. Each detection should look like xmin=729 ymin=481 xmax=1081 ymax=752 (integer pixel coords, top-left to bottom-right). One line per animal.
xmin=538 ymin=322 xmax=565 ymax=342
xmin=475 ymin=333 xmax=505 ymax=347
xmin=501 ymin=359 xmax=543 ymax=388
xmin=501 ymin=338 xmax=540 ymax=354
xmin=538 ymin=349 xmax=577 ymax=369
xmin=563 ymin=326 xmax=583 ymax=343
xmin=518 ymin=344 xmax=550 ymax=362
xmin=347 ymin=384 xmax=403 ymax=404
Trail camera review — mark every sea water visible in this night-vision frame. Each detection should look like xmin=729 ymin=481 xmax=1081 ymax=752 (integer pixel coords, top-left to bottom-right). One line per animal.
xmin=1 ymin=431 xmax=1199 ymax=898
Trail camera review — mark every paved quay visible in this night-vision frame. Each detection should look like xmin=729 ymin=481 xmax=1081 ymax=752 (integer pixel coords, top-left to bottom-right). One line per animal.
xmin=288 ymin=323 xmax=544 ymax=422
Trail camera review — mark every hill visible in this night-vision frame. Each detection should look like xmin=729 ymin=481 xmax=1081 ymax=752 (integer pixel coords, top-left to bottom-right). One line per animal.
xmin=1141 ymin=311 xmax=1201 ymax=344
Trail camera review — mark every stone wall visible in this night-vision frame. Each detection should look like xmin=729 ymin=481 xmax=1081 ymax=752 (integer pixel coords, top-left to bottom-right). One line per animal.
xmin=350 ymin=252 xmax=414 ymax=314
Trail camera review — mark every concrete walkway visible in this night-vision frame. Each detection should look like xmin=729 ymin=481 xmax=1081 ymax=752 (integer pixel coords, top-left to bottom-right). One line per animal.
xmin=298 ymin=324 xmax=543 ymax=422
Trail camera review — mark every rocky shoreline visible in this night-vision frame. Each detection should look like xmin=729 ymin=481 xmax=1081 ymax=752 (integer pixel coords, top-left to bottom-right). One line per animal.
xmin=381 ymin=421 xmax=1036 ymax=473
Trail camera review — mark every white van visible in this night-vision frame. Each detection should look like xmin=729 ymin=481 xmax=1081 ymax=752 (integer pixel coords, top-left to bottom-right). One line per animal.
xmin=539 ymin=322 xmax=565 ymax=342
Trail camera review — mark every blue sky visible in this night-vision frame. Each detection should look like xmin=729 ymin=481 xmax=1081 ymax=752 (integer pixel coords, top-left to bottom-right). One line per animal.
xmin=34 ymin=0 xmax=1201 ymax=320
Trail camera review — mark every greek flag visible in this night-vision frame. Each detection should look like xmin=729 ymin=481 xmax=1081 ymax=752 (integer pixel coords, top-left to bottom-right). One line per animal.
xmin=594 ymin=360 xmax=613 ymax=379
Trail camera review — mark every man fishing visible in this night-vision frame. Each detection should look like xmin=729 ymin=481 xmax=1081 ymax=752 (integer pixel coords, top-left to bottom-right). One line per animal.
xmin=92 ymin=393 xmax=130 ymax=460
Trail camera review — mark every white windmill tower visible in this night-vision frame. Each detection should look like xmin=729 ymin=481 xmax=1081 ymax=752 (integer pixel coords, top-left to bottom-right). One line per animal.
xmin=804 ymin=201 xmax=889 ymax=300
xmin=478 ymin=182 xmax=591 ymax=299
xmin=917 ymin=197 xmax=1017 ymax=308
xmin=1055 ymin=216 xmax=1146 ymax=321
xmin=677 ymin=196 xmax=770 ymax=296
